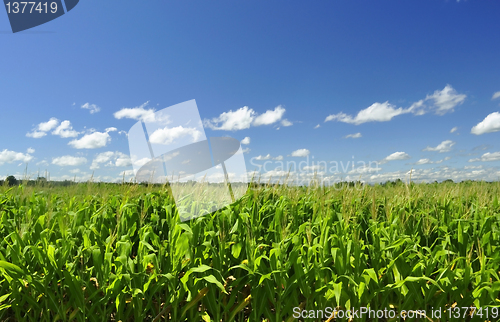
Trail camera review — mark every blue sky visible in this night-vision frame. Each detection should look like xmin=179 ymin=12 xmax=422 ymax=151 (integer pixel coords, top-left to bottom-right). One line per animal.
xmin=1 ymin=0 xmax=500 ymax=183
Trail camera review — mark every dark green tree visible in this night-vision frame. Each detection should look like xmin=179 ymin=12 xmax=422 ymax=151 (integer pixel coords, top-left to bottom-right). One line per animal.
xmin=5 ymin=175 xmax=17 ymax=186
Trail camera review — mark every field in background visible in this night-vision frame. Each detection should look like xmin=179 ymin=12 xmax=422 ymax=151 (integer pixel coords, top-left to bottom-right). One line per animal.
xmin=0 ymin=181 xmax=499 ymax=321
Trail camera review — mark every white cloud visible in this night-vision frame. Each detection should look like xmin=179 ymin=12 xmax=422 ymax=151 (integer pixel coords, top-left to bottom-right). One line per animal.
xmin=148 ymin=126 xmax=202 ymax=145
xmin=26 ymin=131 xmax=47 ymax=138
xmin=291 ymin=149 xmax=310 ymax=157
xmin=302 ymin=165 xmax=324 ymax=171
xmin=26 ymin=117 xmax=60 ymax=138
xmin=241 ymin=137 xmax=251 ymax=145
xmin=381 ymin=152 xmax=411 ymax=163
xmin=363 ymin=165 xmax=499 ymax=184
xmin=325 ymin=102 xmax=407 ymax=125
xmin=116 ymin=154 xmax=132 ymax=167
xmin=407 ymin=99 xmax=426 ymax=115
xmin=113 ymin=102 xmax=155 ymax=121
xmin=205 ymin=106 xmax=255 ymax=131
xmin=52 ymin=156 xmax=87 ymax=167
xmin=324 ymin=85 xmax=466 ymax=125
xmin=26 ymin=147 xmax=35 ymax=154
xmin=425 ymin=84 xmax=466 ymax=115
xmin=423 ymin=140 xmax=455 ymax=153
xmin=39 ymin=118 xmax=60 ymax=132
xmin=52 ymin=120 xmax=79 ymax=138
xmin=253 ymin=106 xmax=286 ymax=126
xmin=90 ymin=151 xmax=131 ymax=169
xmin=90 ymin=151 xmax=114 ymax=169
xmin=133 ymin=157 xmax=151 ymax=168
xmin=254 ymin=154 xmax=272 ymax=160
xmin=469 ymin=152 xmax=500 ymax=162
xmin=105 ymin=127 xmax=117 ymax=133
xmin=314 ymin=124 xmax=320 ymax=129
xmin=68 ymin=131 xmax=111 ymax=149
xmin=492 ymin=91 xmax=500 ymax=100
xmin=450 ymin=127 xmax=458 ymax=133
xmin=415 ymin=158 xmax=432 ymax=165
xmin=204 ymin=105 xmax=286 ymax=131
xmin=242 ymin=147 xmax=251 ymax=154
xmin=0 ymin=149 xmax=33 ymax=165
xmin=119 ymin=170 xmax=135 ymax=177
xmin=414 ymin=157 xmax=448 ymax=165
xmin=274 ymin=155 xmax=283 ymax=161
xmin=280 ymin=119 xmax=293 ymax=127
xmin=81 ymin=103 xmax=101 ymax=114
xmin=471 ymin=112 xmax=500 ymax=135
xmin=344 ymin=132 xmax=362 ymax=139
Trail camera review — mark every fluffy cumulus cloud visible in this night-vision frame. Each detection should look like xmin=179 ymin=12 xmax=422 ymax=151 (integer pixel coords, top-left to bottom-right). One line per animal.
xmin=450 ymin=127 xmax=458 ymax=133
xmin=52 ymin=156 xmax=87 ymax=167
xmin=26 ymin=117 xmax=60 ymax=138
xmin=253 ymin=106 xmax=286 ymax=126
xmin=380 ymin=152 xmax=410 ymax=163
xmin=52 ymin=120 xmax=79 ymax=138
xmin=27 ymin=118 xmax=79 ymax=138
xmin=492 ymin=91 xmax=500 ymax=100
xmin=423 ymin=140 xmax=455 ymax=153
xmin=291 ymin=149 xmax=310 ymax=157
xmin=81 ymin=103 xmax=101 ymax=114
xmin=68 ymin=131 xmax=111 ymax=149
xmin=241 ymin=137 xmax=251 ymax=145
xmin=148 ymin=126 xmax=202 ymax=145
xmin=38 ymin=118 xmax=59 ymax=132
xmin=325 ymin=85 xmax=466 ymax=125
xmin=113 ymin=101 xmax=155 ymax=121
xmin=204 ymin=105 xmax=287 ymax=131
xmin=425 ymin=85 xmax=466 ymax=115
xmin=344 ymin=132 xmax=362 ymax=139
xmin=204 ymin=106 xmax=255 ymax=131
xmin=116 ymin=153 xmax=132 ymax=167
xmin=90 ymin=151 xmax=131 ymax=169
xmin=326 ymin=102 xmax=409 ymax=125
xmin=469 ymin=152 xmax=500 ymax=162
xmin=0 ymin=149 xmax=34 ymax=165
xmin=471 ymin=112 xmax=500 ymax=135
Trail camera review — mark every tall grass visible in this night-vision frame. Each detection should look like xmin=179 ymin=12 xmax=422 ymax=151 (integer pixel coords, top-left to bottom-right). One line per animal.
xmin=0 ymin=181 xmax=499 ymax=321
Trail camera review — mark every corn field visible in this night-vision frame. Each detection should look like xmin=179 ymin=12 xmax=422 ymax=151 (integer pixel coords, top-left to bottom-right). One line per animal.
xmin=0 ymin=181 xmax=499 ymax=321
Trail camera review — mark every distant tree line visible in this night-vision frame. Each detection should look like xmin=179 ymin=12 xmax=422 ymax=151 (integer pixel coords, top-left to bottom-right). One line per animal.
xmin=0 ymin=176 xmax=494 ymax=188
